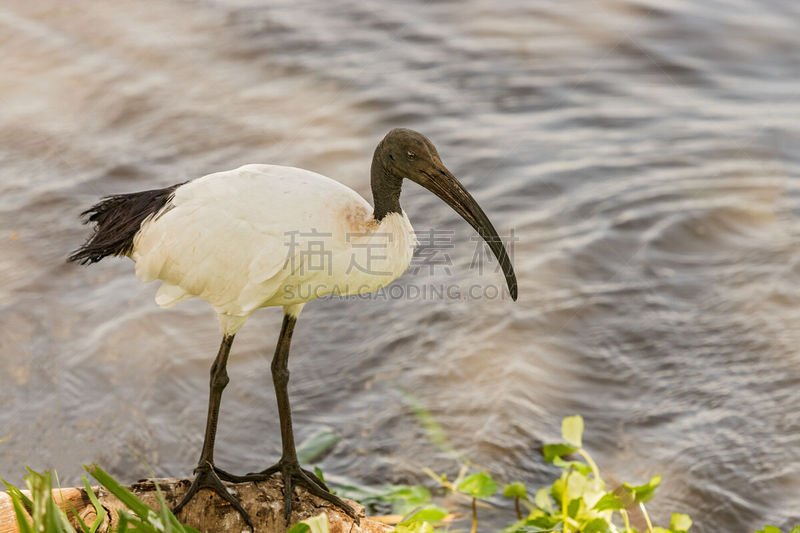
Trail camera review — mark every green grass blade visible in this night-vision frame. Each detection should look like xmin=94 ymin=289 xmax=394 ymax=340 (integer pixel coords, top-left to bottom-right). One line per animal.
xmin=81 ymin=476 xmax=106 ymax=533
xmin=50 ymin=496 xmax=79 ymax=533
xmin=115 ymin=511 xmax=129 ymax=533
xmin=85 ymin=464 xmax=152 ymax=519
xmin=2 ymin=476 xmax=35 ymax=512
xmin=67 ymin=500 xmax=91 ymax=533
xmin=2 ymin=484 xmax=33 ymax=533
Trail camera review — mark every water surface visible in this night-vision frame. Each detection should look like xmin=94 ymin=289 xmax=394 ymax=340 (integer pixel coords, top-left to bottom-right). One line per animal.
xmin=1 ymin=1 xmax=799 ymax=531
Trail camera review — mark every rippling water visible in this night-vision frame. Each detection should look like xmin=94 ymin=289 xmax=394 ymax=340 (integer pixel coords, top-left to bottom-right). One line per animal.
xmin=2 ymin=1 xmax=800 ymax=531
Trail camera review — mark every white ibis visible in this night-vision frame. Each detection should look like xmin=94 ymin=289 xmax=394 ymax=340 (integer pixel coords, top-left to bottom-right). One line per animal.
xmin=69 ymin=128 xmax=517 ymax=528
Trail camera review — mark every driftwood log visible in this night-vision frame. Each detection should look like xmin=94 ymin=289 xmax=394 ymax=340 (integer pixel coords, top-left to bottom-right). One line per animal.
xmin=0 ymin=477 xmax=393 ymax=533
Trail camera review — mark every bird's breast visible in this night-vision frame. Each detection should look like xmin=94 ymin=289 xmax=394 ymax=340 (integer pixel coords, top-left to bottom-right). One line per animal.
xmin=261 ymin=211 xmax=417 ymax=306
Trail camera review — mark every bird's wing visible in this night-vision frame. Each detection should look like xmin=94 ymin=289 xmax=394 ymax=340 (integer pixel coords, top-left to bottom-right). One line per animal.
xmin=133 ymin=203 xmax=289 ymax=313
xmin=131 ymin=164 xmax=373 ymax=315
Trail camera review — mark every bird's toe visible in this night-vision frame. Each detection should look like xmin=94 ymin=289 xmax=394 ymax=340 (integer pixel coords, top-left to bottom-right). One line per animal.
xmin=174 ymin=465 xmax=255 ymax=531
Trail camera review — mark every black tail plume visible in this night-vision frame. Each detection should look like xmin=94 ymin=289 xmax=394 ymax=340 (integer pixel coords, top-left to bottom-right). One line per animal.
xmin=68 ymin=183 xmax=183 ymax=265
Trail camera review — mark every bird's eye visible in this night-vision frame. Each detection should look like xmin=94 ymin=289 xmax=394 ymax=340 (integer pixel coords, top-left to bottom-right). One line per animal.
xmin=407 ymin=151 xmax=416 ymax=160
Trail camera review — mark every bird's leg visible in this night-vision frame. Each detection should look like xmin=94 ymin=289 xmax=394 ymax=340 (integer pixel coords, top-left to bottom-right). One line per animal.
xmin=217 ymin=314 xmax=357 ymax=523
xmin=173 ymin=334 xmax=254 ymax=530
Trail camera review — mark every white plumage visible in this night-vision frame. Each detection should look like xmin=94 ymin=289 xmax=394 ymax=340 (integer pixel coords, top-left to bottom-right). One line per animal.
xmin=131 ymin=164 xmax=418 ymax=334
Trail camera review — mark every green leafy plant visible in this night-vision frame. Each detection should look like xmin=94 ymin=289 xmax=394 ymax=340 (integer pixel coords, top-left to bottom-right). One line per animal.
xmin=416 ymin=464 xmax=498 ymax=533
xmin=333 ymin=414 xmax=700 ymax=533
xmin=503 ymin=481 xmax=529 ymax=520
xmin=2 ymin=465 xmax=198 ymax=533
xmin=501 ymin=415 xmax=688 ymax=533
xmin=1 ymin=469 xmax=96 ymax=533
xmin=86 ymin=464 xmax=198 ymax=533
xmin=458 ymin=471 xmax=497 ymax=533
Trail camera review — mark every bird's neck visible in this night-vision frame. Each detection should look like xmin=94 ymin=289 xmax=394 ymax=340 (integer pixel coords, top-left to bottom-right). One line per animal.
xmin=371 ymin=148 xmax=403 ymax=221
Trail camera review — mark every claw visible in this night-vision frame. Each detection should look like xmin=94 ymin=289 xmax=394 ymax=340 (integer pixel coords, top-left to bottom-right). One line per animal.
xmin=279 ymin=461 xmax=359 ymax=523
xmin=291 ymin=467 xmax=359 ymax=524
xmin=300 ymin=467 xmax=330 ymax=492
xmin=215 ymin=460 xmax=356 ymax=523
xmin=173 ymin=465 xmax=254 ymax=531
xmin=201 ymin=460 xmax=356 ymax=525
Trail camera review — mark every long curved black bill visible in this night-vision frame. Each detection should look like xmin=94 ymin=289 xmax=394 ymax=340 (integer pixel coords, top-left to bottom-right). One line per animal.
xmin=423 ymin=168 xmax=518 ymax=301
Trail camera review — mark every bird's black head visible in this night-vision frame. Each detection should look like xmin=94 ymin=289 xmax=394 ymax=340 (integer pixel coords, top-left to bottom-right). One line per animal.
xmin=373 ymin=128 xmax=443 ymax=180
xmin=371 ymin=128 xmax=518 ymax=301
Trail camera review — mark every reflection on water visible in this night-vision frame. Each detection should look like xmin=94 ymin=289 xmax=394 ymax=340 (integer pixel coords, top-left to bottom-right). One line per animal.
xmin=1 ymin=0 xmax=799 ymax=530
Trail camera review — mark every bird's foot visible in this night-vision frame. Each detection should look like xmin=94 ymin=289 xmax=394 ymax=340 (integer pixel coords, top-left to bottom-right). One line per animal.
xmin=216 ymin=460 xmax=358 ymax=523
xmin=173 ymin=463 xmax=254 ymax=531
xmin=216 ymin=463 xmax=327 ymax=490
